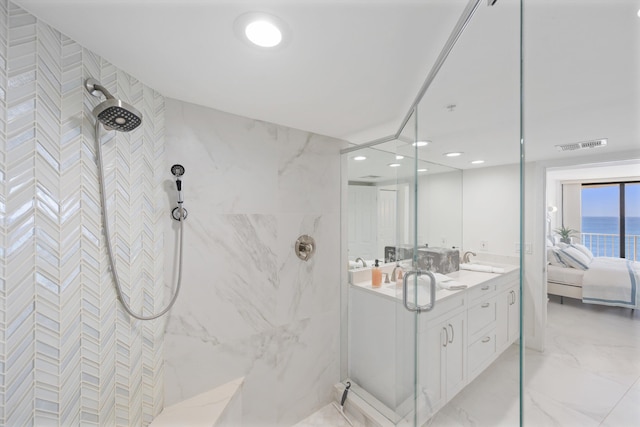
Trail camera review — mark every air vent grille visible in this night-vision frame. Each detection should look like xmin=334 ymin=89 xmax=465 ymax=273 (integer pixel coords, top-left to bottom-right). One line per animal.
xmin=555 ymin=138 xmax=607 ymax=152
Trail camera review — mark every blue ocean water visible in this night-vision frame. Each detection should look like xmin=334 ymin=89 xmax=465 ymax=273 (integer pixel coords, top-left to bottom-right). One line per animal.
xmin=582 ymin=216 xmax=640 ymax=235
xmin=581 ymin=216 xmax=640 ymax=258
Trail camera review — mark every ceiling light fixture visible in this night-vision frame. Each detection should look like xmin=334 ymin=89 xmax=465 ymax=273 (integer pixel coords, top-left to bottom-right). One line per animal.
xmin=234 ymin=12 xmax=290 ymax=49
xmin=417 ymin=168 xmax=428 ymax=172
xmin=353 ymin=156 xmax=367 ymax=161
xmin=412 ymin=140 xmax=430 ymax=147
xmin=388 ymin=163 xmax=401 ymax=168
xmin=470 ymin=160 xmax=485 ymax=164
xmin=245 ymin=20 xmax=282 ymax=47
xmin=444 ymin=152 xmax=463 ymax=157
xmin=396 ymin=155 xmax=404 ymax=160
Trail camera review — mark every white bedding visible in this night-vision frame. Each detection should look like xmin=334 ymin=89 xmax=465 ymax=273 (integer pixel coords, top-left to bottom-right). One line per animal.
xmin=547 ymin=265 xmax=584 ymax=287
xmin=582 ymin=257 xmax=640 ymax=309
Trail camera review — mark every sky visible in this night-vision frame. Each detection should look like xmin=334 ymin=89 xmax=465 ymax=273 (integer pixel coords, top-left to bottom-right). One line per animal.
xmin=581 ymin=183 xmax=640 ymax=217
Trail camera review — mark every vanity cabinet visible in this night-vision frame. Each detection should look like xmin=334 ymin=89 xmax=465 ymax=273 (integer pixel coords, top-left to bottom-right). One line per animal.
xmin=497 ymin=282 xmax=519 ymax=351
xmin=419 ymin=303 xmax=466 ymax=417
xmin=349 ymin=266 xmax=519 ymax=424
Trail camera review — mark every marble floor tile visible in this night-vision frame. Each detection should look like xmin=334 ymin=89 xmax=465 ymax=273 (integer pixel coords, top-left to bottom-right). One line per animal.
xmin=293 ymin=403 xmax=364 ymax=427
xmin=300 ymin=297 xmax=639 ymax=427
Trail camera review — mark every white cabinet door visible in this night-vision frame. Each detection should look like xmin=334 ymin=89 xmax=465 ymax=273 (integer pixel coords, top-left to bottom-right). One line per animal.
xmin=419 ymin=322 xmax=445 ymax=418
xmin=444 ymin=311 xmax=466 ymax=399
xmin=496 ymin=282 xmax=519 ymax=351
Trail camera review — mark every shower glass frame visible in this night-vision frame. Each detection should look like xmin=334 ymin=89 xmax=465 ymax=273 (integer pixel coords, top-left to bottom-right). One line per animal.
xmin=340 ymin=0 xmax=524 ymax=425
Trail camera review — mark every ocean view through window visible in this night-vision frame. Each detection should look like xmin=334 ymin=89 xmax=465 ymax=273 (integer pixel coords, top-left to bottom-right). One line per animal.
xmin=581 ymin=182 xmax=640 ymax=260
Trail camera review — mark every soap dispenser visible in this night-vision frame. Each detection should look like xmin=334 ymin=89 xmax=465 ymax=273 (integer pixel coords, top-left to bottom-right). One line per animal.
xmin=371 ymin=259 xmax=382 ymax=288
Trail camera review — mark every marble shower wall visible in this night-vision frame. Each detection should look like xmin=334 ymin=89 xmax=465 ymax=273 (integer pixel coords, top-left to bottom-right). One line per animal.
xmin=163 ymin=99 xmax=344 ymax=426
xmin=0 ymin=1 xmax=165 ymax=425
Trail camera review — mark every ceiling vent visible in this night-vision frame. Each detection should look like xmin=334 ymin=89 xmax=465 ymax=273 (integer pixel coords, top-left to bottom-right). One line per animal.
xmin=555 ymin=138 xmax=607 ymax=152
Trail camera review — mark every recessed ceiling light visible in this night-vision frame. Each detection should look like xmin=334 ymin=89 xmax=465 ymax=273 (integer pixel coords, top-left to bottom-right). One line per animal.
xmin=388 ymin=163 xmax=401 ymax=168
xmin=417 ymin=168 xmax=428 ymax=172
xmin=444 ymin=152 xmax=463 ymax=157
xmin=353 ymin=156 xmax=367 ymax=161
xmin=396 ymin=155 xmax=404 ymax=160
xmin=245 ymin=20 xmax=282 ymax=47
xmin=471 ymin=160 xmax=485 ymax=164
xmin=234 ymin=12 xmax=290 ymax=49
xmin=412 ymin=140 xmax=430 ymax=147
xmin=637 ymin=8 xmax=640 ymax=17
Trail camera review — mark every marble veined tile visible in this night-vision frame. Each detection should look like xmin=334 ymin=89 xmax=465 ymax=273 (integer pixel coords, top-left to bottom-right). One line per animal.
xmin=164 ymin=98 xmax=280 ymax=215
xmin=601 ymin=377 xmax=640 ymax=427
xmin=293 ymin=403 xmax=364 ymax=427
xmin=276 ymin=213 xmax=340 ymax=324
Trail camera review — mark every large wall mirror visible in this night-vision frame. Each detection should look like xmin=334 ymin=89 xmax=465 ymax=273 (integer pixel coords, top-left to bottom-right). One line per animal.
xmin=346 ymin=143 xmax=462 ymax=266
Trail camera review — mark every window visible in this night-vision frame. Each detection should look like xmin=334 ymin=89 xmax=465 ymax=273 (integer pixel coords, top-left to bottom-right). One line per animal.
xmin=581 ymin=182 xmax=640 ymax=260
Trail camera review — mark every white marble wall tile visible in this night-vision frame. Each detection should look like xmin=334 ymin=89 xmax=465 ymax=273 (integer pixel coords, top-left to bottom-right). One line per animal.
xmin=163 ymin=98 xmax=345 ymax=425
xmin=277 ymin=129 xmax=344 ymax=215
xmin=165 ymin=99 xmax=280 ymax=215
xmin=276 ymin=213 xmax=341 ymax=325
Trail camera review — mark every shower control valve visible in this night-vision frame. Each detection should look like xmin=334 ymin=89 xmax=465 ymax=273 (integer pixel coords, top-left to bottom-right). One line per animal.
xmin=172 ymin=206 xmax=188 ymax=221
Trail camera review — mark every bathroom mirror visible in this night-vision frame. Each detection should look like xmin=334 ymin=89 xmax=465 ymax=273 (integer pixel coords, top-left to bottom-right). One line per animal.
xmin=346 ymin=143 xmax=462 ymax=267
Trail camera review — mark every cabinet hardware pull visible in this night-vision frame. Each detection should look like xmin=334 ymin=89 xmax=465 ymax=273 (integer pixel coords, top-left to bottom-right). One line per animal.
xmin=448 ymin=323 xmax=454 ymax=344
xmin=481 ymin=286 xmax=490 ymax=290
xmin=442 ymin=327 xmax=448 ymax=347
xmin=482 ymin=336 xmax=491 ymax=343
xmin=481 ymin=302 xmax=490 ymax=308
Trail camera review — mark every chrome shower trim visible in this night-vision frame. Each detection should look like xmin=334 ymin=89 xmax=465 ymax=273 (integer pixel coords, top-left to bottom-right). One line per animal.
xmin=85 ymin=77 xmax=116 ymax=100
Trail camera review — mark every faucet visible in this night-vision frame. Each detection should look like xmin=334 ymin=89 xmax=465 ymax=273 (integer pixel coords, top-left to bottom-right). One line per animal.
xmin=391 ymin=264 xmax=403 ymax=281
xmin=354 ymin=257 xmax=367 ymax=268
xmin=463 ymin=251 xmax=476 ymax=263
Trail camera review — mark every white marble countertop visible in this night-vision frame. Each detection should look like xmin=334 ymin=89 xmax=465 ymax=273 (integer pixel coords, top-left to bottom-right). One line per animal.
xmin=350 ymin=262 xmax=519 ymax=304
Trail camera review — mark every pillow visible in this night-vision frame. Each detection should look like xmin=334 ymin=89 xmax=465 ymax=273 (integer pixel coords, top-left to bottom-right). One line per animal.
xmin=557 ymin=246 xmax=591 ymax=270
xmin=547 ymin=247 xmax=568 ymax=267
xmin=570 ymin=243 xmax=594 ymax=262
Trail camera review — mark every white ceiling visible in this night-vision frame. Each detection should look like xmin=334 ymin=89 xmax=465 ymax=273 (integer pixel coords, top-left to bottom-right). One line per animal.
xmin=13 ymin=0 xmax=640 ymax=173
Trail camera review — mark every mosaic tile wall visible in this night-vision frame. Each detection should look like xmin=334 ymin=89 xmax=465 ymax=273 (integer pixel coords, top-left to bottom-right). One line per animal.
xmin=0 ymin=1 xmax=166 ymax=425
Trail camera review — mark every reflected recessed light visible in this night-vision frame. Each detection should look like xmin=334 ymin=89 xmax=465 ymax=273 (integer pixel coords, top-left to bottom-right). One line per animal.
xmin=388 ymin=163 xmax=401 ymax=168
xmin=353 ymin=156 xmax=367 ymax=161
xmin=235 ymin=12 xmax=290 ymax=49
xmin=470 ymin=160 xmax=485 ymax=164
xmin=444 ymin=152 xmax=463 ymax=157
xmin=412 ymin=140 xmax=430 ymax=147
xmin=396 ymin=155 xmax=404 ymax=160
xmin=638 ymin=8 xmax=640 ymax=17
xmin=417 ymin=168 xmax=428 ymax=172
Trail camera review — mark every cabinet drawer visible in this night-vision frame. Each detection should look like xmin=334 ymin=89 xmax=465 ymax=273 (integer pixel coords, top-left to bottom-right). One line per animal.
xmin=468 ymin=283 xmax=496 ymax=302
xmin=468 ymin=297 xmax=497 ymax=337
xmin=468 ymin=332 xmax=496 ymax=374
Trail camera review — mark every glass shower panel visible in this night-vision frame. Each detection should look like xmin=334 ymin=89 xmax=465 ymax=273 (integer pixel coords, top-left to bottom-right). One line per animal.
xmin=345 ymin=113 xmax=422 ymax=425
xmin=412 ymin=1 xmax=522 ymax=426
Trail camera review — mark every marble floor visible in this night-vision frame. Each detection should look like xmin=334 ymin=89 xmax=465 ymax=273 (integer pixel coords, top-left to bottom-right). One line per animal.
xmin=297 ymin=297 xmax=640 ymax=426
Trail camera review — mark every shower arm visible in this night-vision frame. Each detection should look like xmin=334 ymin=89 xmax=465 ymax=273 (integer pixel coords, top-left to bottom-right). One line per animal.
xmin=85 ymin=78 xmax=116 ymax=100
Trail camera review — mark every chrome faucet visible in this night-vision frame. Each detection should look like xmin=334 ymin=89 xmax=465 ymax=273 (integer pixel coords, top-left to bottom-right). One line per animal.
xmin=391 ymin=264 xmax=403 ymax=281
xmin=354 ymin=257 xmax=367 ymax=268
xmin=463 ymin=251 xmax=476 ymax=263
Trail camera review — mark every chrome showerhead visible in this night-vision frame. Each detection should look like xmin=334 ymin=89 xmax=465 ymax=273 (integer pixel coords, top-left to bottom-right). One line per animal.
xmin=85 ymin=78 xmax=142 ymax=132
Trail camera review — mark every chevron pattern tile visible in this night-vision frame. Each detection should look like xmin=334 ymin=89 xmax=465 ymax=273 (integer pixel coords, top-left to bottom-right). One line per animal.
xmin=0 ymin=1 xmax=165 ymax=425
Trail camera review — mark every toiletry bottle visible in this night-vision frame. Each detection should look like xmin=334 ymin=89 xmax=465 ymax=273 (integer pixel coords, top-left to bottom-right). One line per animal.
xmin=396 ymin=265 xmax=404 ymax=288
xmin=371 ymin=259 xmax=382 ymax=288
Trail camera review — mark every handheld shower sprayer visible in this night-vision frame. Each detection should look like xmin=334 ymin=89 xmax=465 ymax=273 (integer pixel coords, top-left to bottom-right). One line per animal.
xmin=171 ymin=164 xmax=188 ymax=221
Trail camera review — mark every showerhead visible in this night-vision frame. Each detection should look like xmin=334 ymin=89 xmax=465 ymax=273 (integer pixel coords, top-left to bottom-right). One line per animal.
xmin=85 ymin=78 xmax=142 ymax=132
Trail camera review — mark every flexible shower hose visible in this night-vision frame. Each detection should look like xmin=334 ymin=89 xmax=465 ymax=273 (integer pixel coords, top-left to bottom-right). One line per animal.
xmin=95 ymin=121 xmax=184 ymax=320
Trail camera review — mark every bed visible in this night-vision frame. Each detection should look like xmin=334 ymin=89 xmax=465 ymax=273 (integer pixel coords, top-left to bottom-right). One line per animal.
xmin=546 ymin=243 xmax=640 ymax=309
